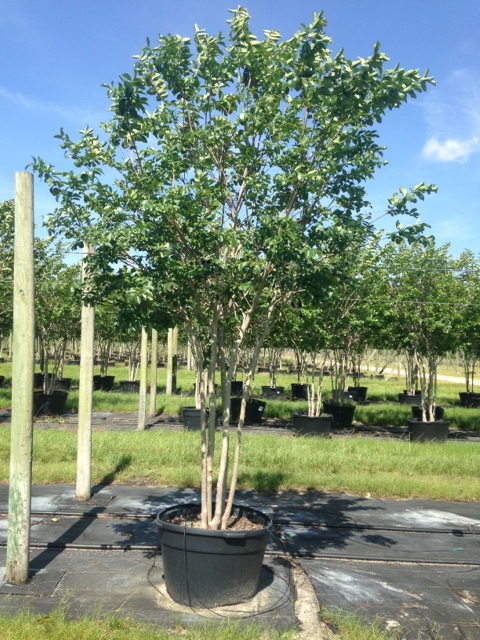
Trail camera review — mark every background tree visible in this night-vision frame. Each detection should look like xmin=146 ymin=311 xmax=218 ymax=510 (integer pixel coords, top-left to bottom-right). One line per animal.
xmin=454 ymin=249 xmax=480 ymax=395
xmin=34 ymin=239 xmax=81 ymax=391
xmin=380 ymin=240 xmax=461 ymax=421
xmin=0 ymin=200 xmax=14 ymax=348
xmin=33 ymin=8 xmax=435 ymax=528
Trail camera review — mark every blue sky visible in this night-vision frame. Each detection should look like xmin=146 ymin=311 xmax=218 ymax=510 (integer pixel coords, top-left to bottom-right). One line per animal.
xmin=1 ymin=0 xmax=479 ymax=256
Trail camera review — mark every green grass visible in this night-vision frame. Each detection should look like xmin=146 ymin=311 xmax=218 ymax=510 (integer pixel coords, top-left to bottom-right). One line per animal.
xmin=0 ymin=604 xmax=415 ymax=640
xmin=0 ymin=607 xmax=295 ymax=640
xmin=0 ymin=429 xmax=478 ymax=500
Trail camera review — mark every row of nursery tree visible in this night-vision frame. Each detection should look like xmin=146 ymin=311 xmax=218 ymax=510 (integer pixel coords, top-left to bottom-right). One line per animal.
xmin=2 ymin=196 xmax=480 ymax=396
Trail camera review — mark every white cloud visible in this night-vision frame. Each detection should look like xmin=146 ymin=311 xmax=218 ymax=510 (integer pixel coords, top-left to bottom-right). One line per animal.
xmin=421 ymin=69 xmax=480 ymax=163
xmin=422 ymin=135 xmax=480 ymax=163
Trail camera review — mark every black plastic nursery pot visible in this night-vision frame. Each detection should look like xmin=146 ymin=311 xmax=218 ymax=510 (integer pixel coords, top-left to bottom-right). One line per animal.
xmin=292 ymin=413 xmax=333 ymax=436
xmin=407 ymin=418 xmax=450 ymax=443
xmin=33 ymin=373 xmax=44 ymax=389
xmin=119 ymin=380 xmax=139 ymax=393
xmin=181 ymin=407 xmax=216 ymax=431
xmin=347 ymin=386 xmax=368 ymax=402
xmin=291 ymin=383 xmax=309 ymax=400
xmin=322 ymin=402 xmax=356 ymax=429
xmin=230 ymin=380 xmax=243 ymax=396
xmin=261 ymin=385 xmax=284 ymax=398
xmin=459 ymin=392 xmax=480 ymax=408
xmin=156 ymin=503 xmax=271 ymax=608
xmin=33 ymin=390 xmax=68 ymax=416
xmin=229 ymin=397 xmax=266 ymax=424
xmin=397 ymin=392 xmax=422 ymax=406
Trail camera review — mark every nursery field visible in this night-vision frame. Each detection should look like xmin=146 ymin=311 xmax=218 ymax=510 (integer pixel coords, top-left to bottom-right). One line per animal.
xmin=0 ymin=362 xmax=479 ymax=501
xmin=0 ymin=361 xmax=479 ymax=431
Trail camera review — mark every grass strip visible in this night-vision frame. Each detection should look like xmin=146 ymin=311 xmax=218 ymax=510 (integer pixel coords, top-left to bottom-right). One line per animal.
xmin=0 ymin=429 xmax=478 ymax=501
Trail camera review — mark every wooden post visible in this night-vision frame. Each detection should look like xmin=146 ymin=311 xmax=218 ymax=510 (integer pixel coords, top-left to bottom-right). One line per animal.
xmin=165 ymin=327 xmax=178 ymax=395
xmin=137 ymin=326 xmax=148 ymax=430
xmin=6 ymin=172 xmax=35 ymax=584
xmin=148 ymin=328 xmax=158 ymax=417
xmin=76 ymin=244 xmax=95 ymax=501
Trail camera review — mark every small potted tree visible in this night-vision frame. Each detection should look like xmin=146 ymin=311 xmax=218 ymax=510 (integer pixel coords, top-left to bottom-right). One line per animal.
xmin=455 ymin=249 xmax=480 ymax=408
xmin=381 ymin=240 xmax=460 ymax=442
xmin=34 ymin=238 xmax=81 ymax=415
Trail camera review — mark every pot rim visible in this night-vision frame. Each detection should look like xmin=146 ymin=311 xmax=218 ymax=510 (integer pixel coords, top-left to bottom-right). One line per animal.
xmin=156 ymin=502 xmax=271 ymax=538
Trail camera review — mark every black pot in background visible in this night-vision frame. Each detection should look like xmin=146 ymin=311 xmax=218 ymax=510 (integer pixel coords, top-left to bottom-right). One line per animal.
xmin=261 ymin=386 xmax=284 ymax=398
xmin=119 ymin=380 xmax=139 ymax=394
xmin=407 ymin=418 xmax=450 ymax=443
xmin=182 ymin=407 xmax=216 ymax=431
xmin=459 ymin=392 xmax=480 ymax=408
xmin=0 ymin=375 xmax=4 ymax=387
xmin=34 ymin=373 xmax=45 ymax=389
xmin=411 ymin=405 xmax=444 ymax=421
xmin=230 ymin=380 xmax=243 ymax=397
xmin=230 ymin=397 xmax=266 ymax=424
xmin=156 ymin=502 xmax=271 ymax=608
xmin=33 ymin=390 xmax=68 ymax=416
xmin=99 ymin=375 xmax=115 ymax=391
xmin=322 ymin=402 xmax=356 ymax=429
xmin=291 ymin=383 xmax=309 ymax=400
xmin=398 ymin=393 xmax=422 ymax=406
xmin=347 ymin=386 xmax=368 ymax=402
xmin=292 ymin=413 xmax=332 ymax=436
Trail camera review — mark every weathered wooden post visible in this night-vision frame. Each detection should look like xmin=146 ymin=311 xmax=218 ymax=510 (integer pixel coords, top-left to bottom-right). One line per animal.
xmin=148 ymin=328 xmax=158 ymax=417
xmin=6 ymin=173 xmax=35 ymax=584
xmin=137 ymin=326 xmax=148 ymax=430
xmin=166 ymin=327 xmax=178 ymax=395
xmin=76 ymin=244 xmax=95 ymax=501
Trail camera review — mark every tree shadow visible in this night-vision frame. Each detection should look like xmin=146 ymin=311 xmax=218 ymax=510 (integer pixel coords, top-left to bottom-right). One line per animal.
xmin=273 ymin=493 xmax=398 ymax=557
xmin=92 ymin=454 xmax=132 ymax=491
xmin=28 ymin=454 xmax=134 ymax=577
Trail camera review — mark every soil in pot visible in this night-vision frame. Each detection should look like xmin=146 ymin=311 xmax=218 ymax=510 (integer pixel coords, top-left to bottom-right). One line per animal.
xmin=407 ymin=418 xmax=450 ymax=443
xmin=230 ymin=397 xmax=266 ymax=424
xmin=156 ymin=502 xmax=271 ymax=608
xmin=322 ymin=402 xmax=356 ymax=429
xmin=292 ymin=413 xmax=332 ymax=436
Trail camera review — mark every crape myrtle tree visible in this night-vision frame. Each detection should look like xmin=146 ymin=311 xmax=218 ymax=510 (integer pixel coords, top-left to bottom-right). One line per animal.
xmin=379 ymin=240 xmax=461 ymax=422
xmin=34 ymin=238 xmax=82 ymax=391
xmin=33 ymin=8 xmax=434 ymax=529
xmin=454 ymin=249 xmax=480 ymax=394
xmin=315 ymin=229 xmax=384 ymax=405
